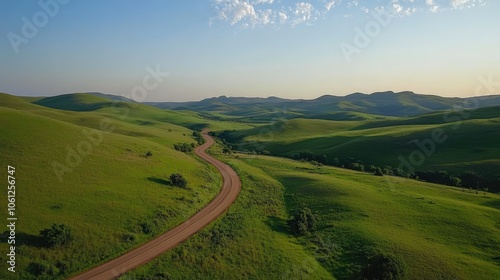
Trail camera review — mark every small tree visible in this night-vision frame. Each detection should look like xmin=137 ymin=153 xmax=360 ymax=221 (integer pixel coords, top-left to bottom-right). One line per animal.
xmin=145 ymin=151 xmax=153 ymax=157
xmin=170 ymin=173 xmax=187 ymax=188
xmin=374 ymin=167 xmax=384 ymax=176
xmin=361 ymin=252 xmax=406 ymax=280
xmin=288 ymin=207 xmax=317 ymax=236
xmin=39 ymin=223 xmax=73 ymax=247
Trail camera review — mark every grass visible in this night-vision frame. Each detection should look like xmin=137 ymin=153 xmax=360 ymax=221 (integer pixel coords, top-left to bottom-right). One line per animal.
xmin=0 ymin=94 xmax=224 ymax=279
xmin=239 ymin=155 xmax=500 ymax=279
xmin=226 ymin=107 xmax=500 ymax=184
xmin=120 ymin=144 xmax=333 ymax=280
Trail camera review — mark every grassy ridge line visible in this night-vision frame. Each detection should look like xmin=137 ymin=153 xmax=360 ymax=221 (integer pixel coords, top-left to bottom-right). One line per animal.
xmin=0 ymin=95 xmax=223 ymax=279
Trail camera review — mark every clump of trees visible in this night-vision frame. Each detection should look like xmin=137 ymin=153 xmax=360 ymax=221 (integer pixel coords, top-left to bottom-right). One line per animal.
xmin=413 ymin=170 xmax=461 ymax=187
xmin=192 ymin=131 xmax=205 ymax=145
xmin=288 ymin=207 xmax=317 ymax=236
xmin=170 ymin=173 xmax=187 ymax=188
xmin=39 ymin=223 xmax=73 ymax=247
xmin=173 ymin=143 xmax=194 ymax=153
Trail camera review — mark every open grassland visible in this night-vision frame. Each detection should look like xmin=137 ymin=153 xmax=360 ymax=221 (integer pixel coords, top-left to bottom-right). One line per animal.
xmin=0 ymin=94 xmax=225 ymax=279
xmin=121 ymin=144 xmax=333 ymax=280
xmin=240 ymin=155 xmax=500 ymax=279
xmin=122 ymin=148 xmax=499 ymax=280
xmin=226 ymin=107 xmax=500 ymax=185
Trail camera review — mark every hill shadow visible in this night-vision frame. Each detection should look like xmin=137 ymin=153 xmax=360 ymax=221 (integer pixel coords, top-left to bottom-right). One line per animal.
xmin=1 ymin=231 xmax=43 ymax=248
xmin=147 ymin=177 xmax=170 ymax=186
xmin=265 ymin=216 xmax=289 ymax=235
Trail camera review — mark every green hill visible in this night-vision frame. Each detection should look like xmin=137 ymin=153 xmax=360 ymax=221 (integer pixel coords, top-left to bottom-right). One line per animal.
xmin=0 ymin=93 xmax=224 ymax=279
xmin=220 ymin=106 xmax=500 ymax=191
xmin=122 ymin=151 xmax=500 ymax=280
xmin=146 ymin=91 xmax=500 ymax=121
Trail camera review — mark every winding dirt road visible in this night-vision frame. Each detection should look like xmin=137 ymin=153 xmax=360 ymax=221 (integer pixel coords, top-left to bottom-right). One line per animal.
xmin=71 ymin=130 xmax=241 ymax=280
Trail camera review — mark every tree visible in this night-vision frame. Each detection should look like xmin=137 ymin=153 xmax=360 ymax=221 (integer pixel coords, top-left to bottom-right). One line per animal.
xmin=288 ymin=207 xmax=317 ymax=236
xmin=145 ymin=151 xmax=153 ymax=157
xmin=39 ymin=223 xmax=73 ymax=247
xmin=374 ymin=167 xmax=384 ymax=176
xmin=222 ymin=147 xmax=232 ymax=155
xmin=170 ymin=173 xmax=187 ymax=188
xmin=361 ymin=252 xmax=406 ymax=280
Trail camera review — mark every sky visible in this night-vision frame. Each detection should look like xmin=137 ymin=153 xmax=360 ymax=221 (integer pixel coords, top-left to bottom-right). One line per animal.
xmin=1 ymin=0 xmax=499 ymax=102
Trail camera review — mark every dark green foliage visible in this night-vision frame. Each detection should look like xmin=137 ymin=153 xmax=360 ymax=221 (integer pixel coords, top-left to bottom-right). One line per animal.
xmin=192 ymin=131 xmax=205 ymax=145
xmin=145 ymin=151 xmax=153 ymax=157
xmin=222 ymin=147 xmax=232 ymax=155
xmin=170 ymin=173 xmax=188 ymax=188
xmin=39 ymin=223 xmax=73 ymax=247
xmin=374 ymin=167 xmax=384 ymax=176
xmin=361 ymin=252 xmax=406 ymax=280
xmin=28 ymin=260 xmax=60 ymax=278
xmin=288 ymin=207 xmax=317 ymax=236
xmin=173 ymin=143 xmax=193 ymax=153
xmin=414 ymin=170 xmax=461 ymax=187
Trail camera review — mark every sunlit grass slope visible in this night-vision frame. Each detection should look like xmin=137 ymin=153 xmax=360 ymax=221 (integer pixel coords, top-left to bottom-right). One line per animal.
xmin=0 ymin=93 xmax=222 ymax=279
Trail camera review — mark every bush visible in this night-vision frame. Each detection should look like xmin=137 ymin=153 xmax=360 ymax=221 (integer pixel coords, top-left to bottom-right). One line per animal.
xmin=39 ymin=223 xmax=73 ymax=247
xmin=173 ymin=143 xmax=193 ymax=153
xmin=374 ymin=167 xmax=384 ymax=176
xmin=145 ymin=151 xmax=153 ymax=157
xmin=170 ymin=173 xmax=187 ymax=188
xmin=28 ymin=260 xmax=60 ymax=277
xmin=288 ymin=207 xmax=317 ymax=236
xmin=361 ymin=252 xmax=406 ymax=280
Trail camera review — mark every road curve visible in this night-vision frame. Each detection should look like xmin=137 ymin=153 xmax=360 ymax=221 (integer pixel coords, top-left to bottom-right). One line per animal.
xmin=71 ymin=130 xmax=241 ymax=280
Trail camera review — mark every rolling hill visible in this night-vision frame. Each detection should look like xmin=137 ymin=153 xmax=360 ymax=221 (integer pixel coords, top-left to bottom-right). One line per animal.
xmin=218 ymin=105 xmax=500 ymax=191
xmin=146 ymin=91 xmax=500 ymax=122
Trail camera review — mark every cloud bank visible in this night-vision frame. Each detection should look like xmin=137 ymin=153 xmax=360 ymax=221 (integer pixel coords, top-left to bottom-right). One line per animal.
xmin=210 ymin=0 xmax=487 ymax=28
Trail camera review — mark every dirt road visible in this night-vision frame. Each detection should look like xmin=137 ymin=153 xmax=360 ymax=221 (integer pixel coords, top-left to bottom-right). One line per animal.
xmin=71 ymin=130 xmax=241 ymax=279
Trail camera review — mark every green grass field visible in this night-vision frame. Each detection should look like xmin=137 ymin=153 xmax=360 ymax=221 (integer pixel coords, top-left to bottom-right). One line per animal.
xmin=240 ymin=155 xmax=499 ymax=279
xmin=120 ymin=149 xmax=500 ymax=279
xmin=2 ymin=92 xmax=499 ymax=279
xmin=225 ymin=107 xmax=500 ymax=186
xmin=0 ymin=93 xmax=225 ymax=279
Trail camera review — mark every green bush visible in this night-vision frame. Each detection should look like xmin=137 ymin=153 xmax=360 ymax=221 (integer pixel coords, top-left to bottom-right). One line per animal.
xmin=39 ymin=223 xmax=73 ymax=247
xmin=288 ymin=207 xmax=317 ymax=236
xmin=170 ymin=173 xmax=188 ymax=188
xmin=361 ymin=252 xmax=406 ymax=280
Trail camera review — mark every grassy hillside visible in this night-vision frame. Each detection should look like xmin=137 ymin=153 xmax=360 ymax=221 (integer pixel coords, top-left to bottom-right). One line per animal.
xmin=32 ymin=93 xmax=257 ymax=131
xmin=223 ymin=107 xmax=500 ymax=189
xmin=120 ymin=145 xmax=333 ymax=280
xmin=243 ymin=155 xmax=500 ymax=279
xmin=0 ymin=93 xmax=224 ymax=279
xmin=121 ymin=149 xmax=500 ymax=280
xmin=147 ymin=91 xmax=500 ymax=121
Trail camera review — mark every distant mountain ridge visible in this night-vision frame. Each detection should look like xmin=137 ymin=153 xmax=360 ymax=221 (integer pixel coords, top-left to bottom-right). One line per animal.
xmin=146 ymin=91 xmax=500 ymax=120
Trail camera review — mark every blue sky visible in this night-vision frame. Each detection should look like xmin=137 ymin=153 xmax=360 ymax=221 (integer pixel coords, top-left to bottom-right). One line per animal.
xmin=1 ymin=0 xmax=499 ymax=101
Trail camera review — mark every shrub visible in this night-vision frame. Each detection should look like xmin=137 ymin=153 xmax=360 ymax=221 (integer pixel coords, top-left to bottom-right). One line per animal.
xmin=170 ymin=173 xmax=187 ymax=188
xmin=145 ymin=151 xmax=153 ymax=157
xmin=288 ymin=207 xmax=317 ymax=236
xmin=28 ymin=260 xmax=60 ymax=277
xmin=39 ymin=223 xmax=73 ymax=247
xmin=361 ymin=252 xmax=406 ymax=280
xmin=374 ymin=167 xmax=384 ymax=176
xmin=173 ymin=143 xmax=193 ymax=153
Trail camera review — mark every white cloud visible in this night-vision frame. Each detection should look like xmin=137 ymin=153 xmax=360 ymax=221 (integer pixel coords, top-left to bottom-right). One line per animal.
xmin=451 ymin=0 xmax=486 ymax=9
xmin=210 ymin=0 xmax=489 ymax=28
